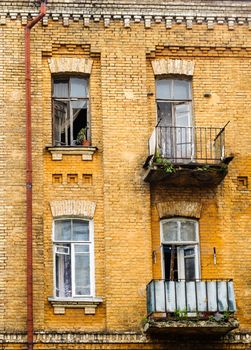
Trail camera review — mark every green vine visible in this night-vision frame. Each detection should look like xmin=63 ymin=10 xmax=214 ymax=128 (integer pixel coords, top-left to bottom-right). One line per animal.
xmin=174 ymin=309 xmax=188 ymax=319
xmin=155 ymin=152 xmax=176 ymax=174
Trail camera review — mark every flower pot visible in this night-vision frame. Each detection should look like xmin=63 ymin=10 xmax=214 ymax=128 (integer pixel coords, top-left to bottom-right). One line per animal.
xmin=82 ymin=140 xmax=91 ymax=146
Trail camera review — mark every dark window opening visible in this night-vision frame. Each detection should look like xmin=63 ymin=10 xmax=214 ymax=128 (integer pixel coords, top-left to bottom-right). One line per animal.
xmin=163 ymin=245 xmax=178 ymax=281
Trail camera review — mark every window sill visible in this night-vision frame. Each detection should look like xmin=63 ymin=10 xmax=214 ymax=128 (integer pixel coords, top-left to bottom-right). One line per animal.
xmin=46 ymin=146 xmax=97 ymax=161
xmin=48 ymin=296 xmax=103 ymax=315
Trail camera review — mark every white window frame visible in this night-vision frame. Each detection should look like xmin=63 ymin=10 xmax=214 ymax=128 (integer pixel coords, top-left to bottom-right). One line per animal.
xmin=52 ymin=218 xmax=95 ymax=298
xmin=160 ymin=218 xmax=200 ymax=280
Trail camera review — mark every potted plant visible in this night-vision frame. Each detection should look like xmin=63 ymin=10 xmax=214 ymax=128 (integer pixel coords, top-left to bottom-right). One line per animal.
xmin=76 ymin=127 xmax=90 ymax=146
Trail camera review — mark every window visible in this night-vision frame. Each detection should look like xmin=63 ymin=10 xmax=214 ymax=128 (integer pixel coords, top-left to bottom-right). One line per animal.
xmin=53 ymin=218 xmax=94 ymax=298
xmin=161 ymin=218 xmax=200 ymax=280
xmin=53 ymin=77 xmax=89 ymax=146
xmin=156 ymin=79 xmax=193 ymax=160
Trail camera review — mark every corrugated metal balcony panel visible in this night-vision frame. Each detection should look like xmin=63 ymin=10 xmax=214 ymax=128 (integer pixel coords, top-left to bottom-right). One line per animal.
xmin=147 ymin=280 xmax=236 ymax=315
xmin=145 ymin=279 xmax=238 ymax=337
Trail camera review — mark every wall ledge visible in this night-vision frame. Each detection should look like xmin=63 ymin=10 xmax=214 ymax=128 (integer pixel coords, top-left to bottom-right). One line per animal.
xmin=48 ymin=297 xmax=103 ymax=315
xmin=47 ymin=146 xmax=97 ymax=161
xmin=0 ymin=331 xmax=249 ymax=344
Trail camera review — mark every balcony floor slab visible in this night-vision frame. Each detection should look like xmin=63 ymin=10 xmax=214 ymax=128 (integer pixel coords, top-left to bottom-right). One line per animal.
xmin=143 ymin=162 xmax=230 ymax=187
xmin=144 ymin=318 xmax=239 ymax=338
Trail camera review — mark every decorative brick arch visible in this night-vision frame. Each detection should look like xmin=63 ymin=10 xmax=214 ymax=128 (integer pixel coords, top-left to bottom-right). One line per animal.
xmin=48 ymin=57 xmax=93 ymax=74
xmin=156 ymin=201 xmax=201 ymax=219
xmin=50 ymin=200 xmax=96 ymax=219
xmin=151 ymin=59 xmax=195 ymax=76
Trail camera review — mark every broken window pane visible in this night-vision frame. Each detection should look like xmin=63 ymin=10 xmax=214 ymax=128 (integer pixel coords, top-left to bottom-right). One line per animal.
xmin=157 ymin=102 xmax=172 ymax=126
xmin=71 ymin=100 xmax=88 ymax=144
xmin=163 ymin=245 xmax=178 ymax=280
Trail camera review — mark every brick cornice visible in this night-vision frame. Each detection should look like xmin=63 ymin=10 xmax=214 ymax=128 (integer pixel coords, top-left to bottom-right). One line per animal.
xmin=0 ymin=331 xmax=250 ymax=344
xmin=0 ymin=2 xmax=251 ymax=30
xmin=147 ymin=45 xmax=251 ymax=58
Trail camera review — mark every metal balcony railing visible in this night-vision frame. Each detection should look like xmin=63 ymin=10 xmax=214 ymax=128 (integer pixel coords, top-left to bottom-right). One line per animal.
xmin=146 ymin=279 xmax=236 ymax=316
xmin=149 ymin=126 xmax=225 ymax=164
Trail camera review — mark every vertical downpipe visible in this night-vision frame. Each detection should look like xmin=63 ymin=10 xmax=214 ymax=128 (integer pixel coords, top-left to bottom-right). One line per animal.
xmin=25 ymin=2 xmax=47 ymax=349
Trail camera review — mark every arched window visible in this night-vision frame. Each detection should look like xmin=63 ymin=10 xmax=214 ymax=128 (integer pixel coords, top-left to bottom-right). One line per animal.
xmin=161 ymin=218 xmax=200 ymax=281
xmin=53 ymin=218 xmax=94 ymax=298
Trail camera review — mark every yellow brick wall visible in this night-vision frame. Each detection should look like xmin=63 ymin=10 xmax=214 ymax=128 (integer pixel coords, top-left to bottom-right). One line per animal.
xmin=0 ymin=15 xmax=251 ymax=346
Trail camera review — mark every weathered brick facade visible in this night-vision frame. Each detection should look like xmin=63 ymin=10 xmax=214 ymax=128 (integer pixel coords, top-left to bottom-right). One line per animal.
xmin=0 ymin=0 xmax=250 ymax=349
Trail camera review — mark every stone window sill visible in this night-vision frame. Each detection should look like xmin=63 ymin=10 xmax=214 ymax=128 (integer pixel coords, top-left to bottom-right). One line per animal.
xmin=46 ymin=146 xmax=97 ymax=161
xmin=48 ymin=296 xmax=103 ymax=315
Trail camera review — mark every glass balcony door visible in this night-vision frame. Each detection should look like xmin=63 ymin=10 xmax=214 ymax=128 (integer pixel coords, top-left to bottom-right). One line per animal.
xmin=156 ymin=79 xmax=193 ymax=162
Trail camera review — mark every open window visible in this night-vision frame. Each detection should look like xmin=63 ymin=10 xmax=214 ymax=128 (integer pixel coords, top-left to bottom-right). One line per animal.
xmin=53 ymin=218 xmax=94 ymax=298
xmin=156 ymin=79 xmax=193 ymax=161
xmin=161 ymin=218 xmax=200 ymax=280
xmin=53 ymin=76 xmax=89 ymax=146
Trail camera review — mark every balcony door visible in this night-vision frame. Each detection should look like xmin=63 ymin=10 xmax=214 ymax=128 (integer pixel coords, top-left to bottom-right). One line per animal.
xmin=156 ymin=79 xmax=193 ymax=162
xmin=161 ymin=219 xmax=200 ymax=281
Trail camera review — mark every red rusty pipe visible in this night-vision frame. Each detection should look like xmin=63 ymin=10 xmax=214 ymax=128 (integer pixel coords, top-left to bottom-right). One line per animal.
xmin=25 ymin=2 xmax=46 ymax=350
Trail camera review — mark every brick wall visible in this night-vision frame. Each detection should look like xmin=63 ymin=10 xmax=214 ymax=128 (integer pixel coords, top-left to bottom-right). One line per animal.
xmin=0 ymin=1 xmax=250 ymax=348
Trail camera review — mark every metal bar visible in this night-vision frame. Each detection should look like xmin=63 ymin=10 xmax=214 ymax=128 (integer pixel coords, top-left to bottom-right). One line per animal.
xmin=154 ymin=126 xmax=226 ymax=163
xmin=216 ymin=280 xmax=219 ymax=312
xmin=174 ymin=280 xmax=177 ymax=311
xmin=200 ymin=127 xmax=202 ymax=160
xmin=210 ymin=127 xmax=212 ymax=160
xmin=206 ymin=280 xmax=209 ymax=312
xmin=194 ymin=127 xmax=197 ymax=161
xmin=214 ymin=121 xmax=230 ymax=141
xmin=153 ymin=280 xmax=156 ymax=313
xmin=194 ymin=280 xmax=198 ymax=313
xmin=164 ymin=280 xmax=167 ymax=315
xmin=222 ymin=130 xmax=225 ymax=159
xmin=184 ymin=281 xmax=187 ymax=312
xmin=149 ymin=279 xmax=233 ymax=282
xmin=226 ymin=280 xmax=229 ymax=311
xmin=220 ymin=133 xmax=223 ymax=160
xmin=205 ymin=128 xmax=207 ymax=162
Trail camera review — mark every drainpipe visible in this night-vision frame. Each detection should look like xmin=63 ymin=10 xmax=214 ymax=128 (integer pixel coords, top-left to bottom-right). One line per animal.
xmin=25 ymin=2 xmax=47 ymax=350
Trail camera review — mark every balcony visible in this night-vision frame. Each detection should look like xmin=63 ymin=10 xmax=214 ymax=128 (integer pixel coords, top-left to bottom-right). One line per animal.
xmin=145 ymin=279 xmax=238 ymax=337
xmin=143 ymin=126 xmax=233 ymax=186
